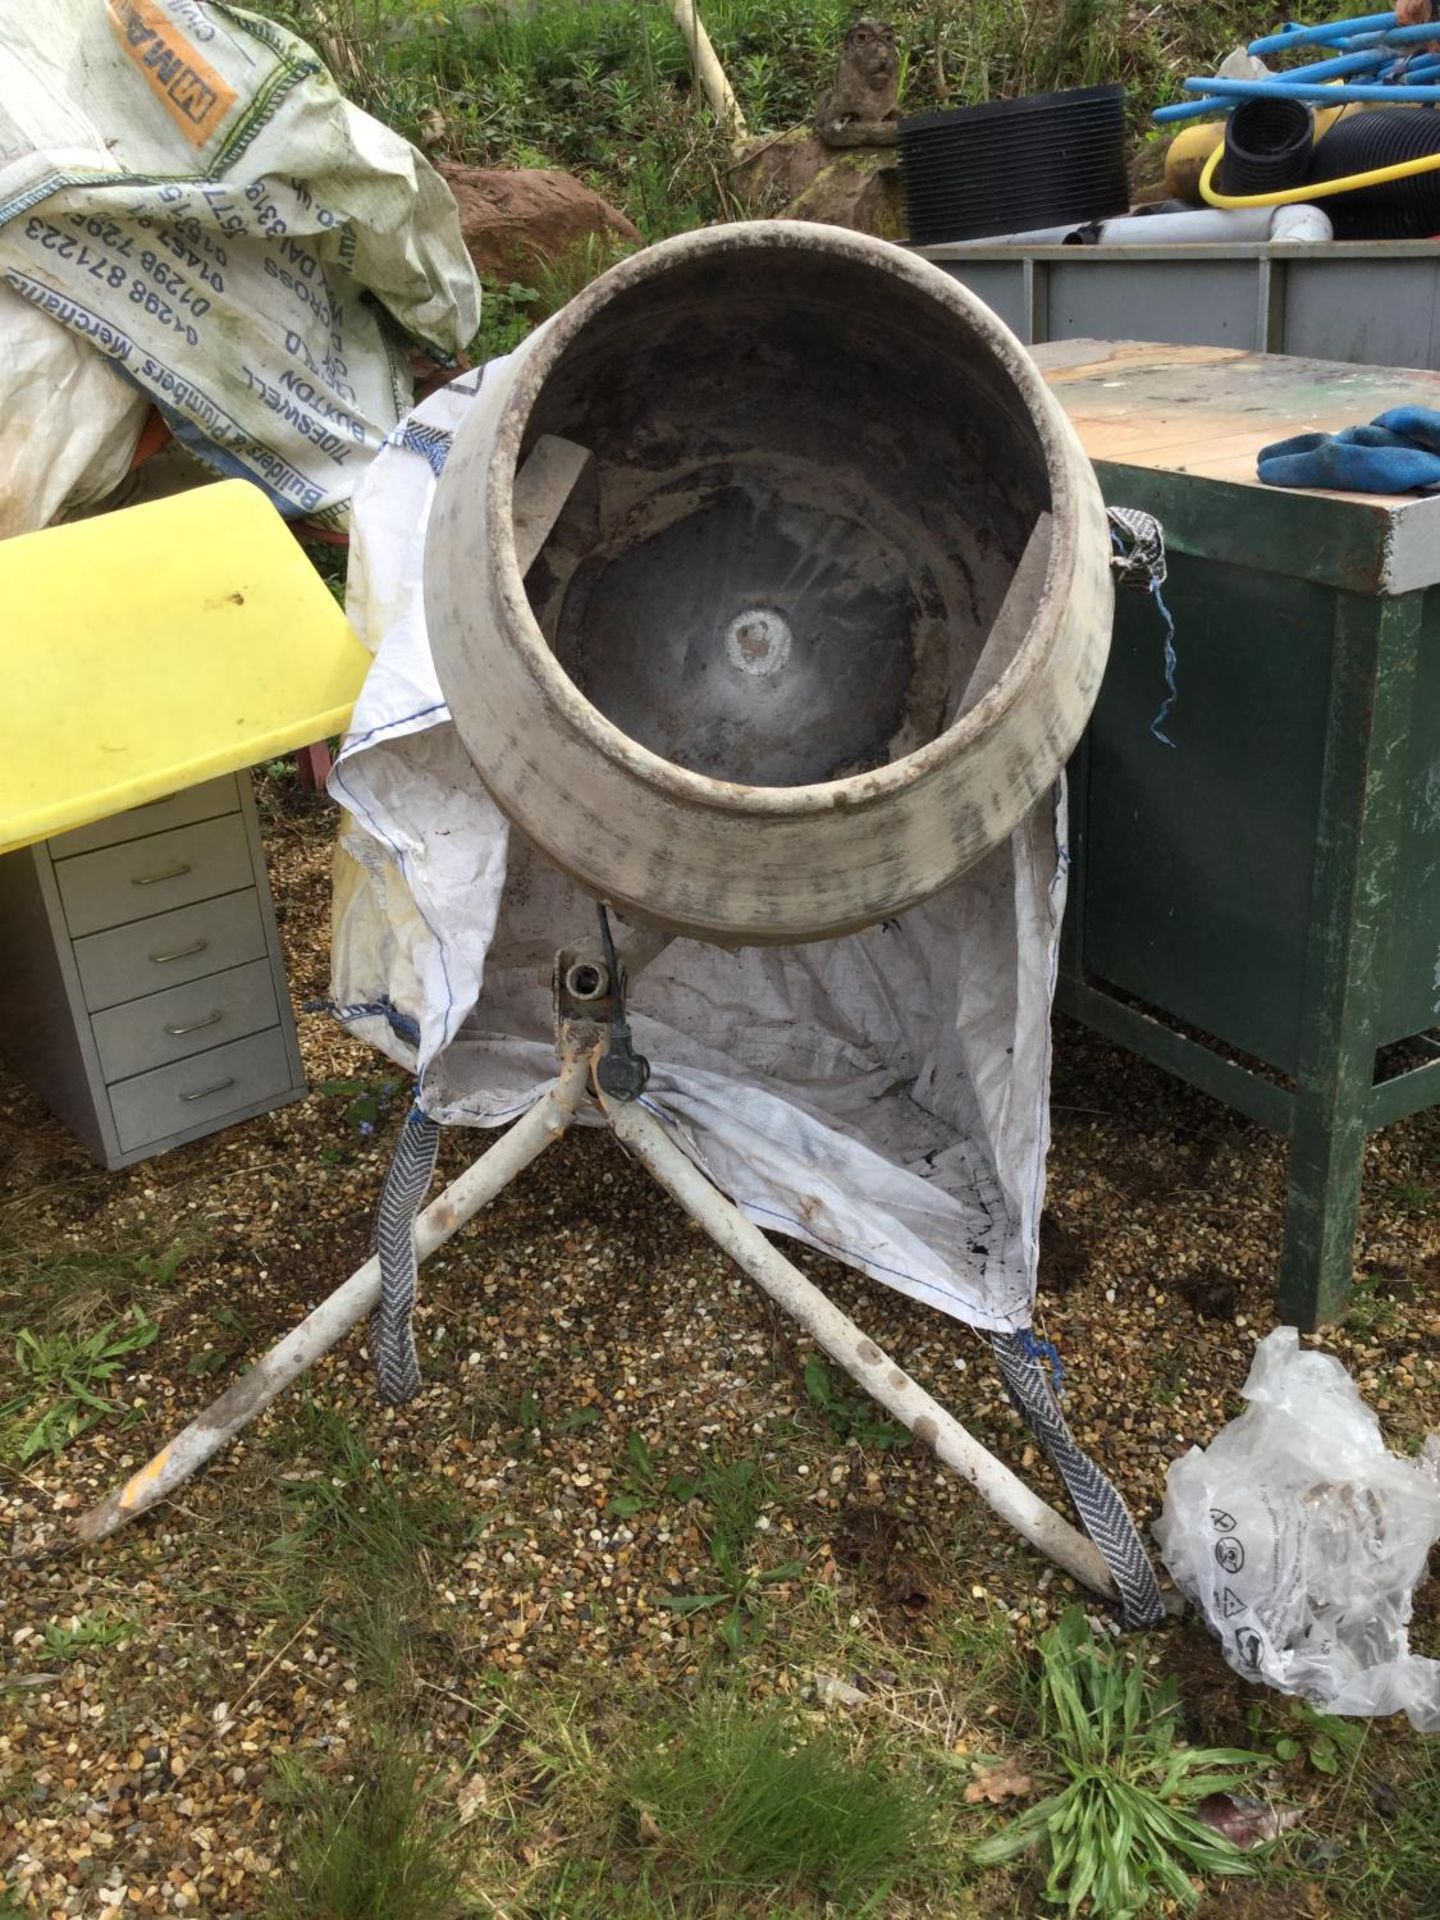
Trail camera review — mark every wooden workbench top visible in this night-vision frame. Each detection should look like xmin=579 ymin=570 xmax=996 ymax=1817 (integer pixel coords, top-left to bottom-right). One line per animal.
xmin=1033 ymin=340 xmax=1440 ymax=595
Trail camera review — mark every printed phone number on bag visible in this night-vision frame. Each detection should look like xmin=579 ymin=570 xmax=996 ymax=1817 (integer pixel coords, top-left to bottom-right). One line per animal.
xmin=118 ymin=200 xmax=231 ymax=273
xmin=61 ymin=214 xmax=226 ymax=291
xmin=24 ymin=217 xmax=212 ymax=345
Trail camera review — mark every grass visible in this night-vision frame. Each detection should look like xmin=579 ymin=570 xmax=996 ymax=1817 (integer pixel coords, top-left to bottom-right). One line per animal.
xmin=1149 ymin=1342 xmax=1188 ymax=1407
xmin=262 ymin=1402 xmax=467 ymax=1603
xmin=1343 ymin=1272 xmax=1407 ymax=1337
xmin=161 ymin=1397 xmax=475 ymax=1710
xmin=1332 ymin=1735 xmax=1440 ymax=1915
xmin=0 ymin=1238 xmax=184 ymax=1336
xmin=461 ymin=1666 xmax=962 ymax=1916
xmin=263 ymin=0 xmax=1294 ymax=252
xmin=195 ymin=1379 xmax=1433 ymax=1918
xmin=225 ymin=1390 xmax=1440 ymax=1920
xmin=243 ymin=1403 xmax=483 ymax=1913
xmin=214 ymin=1402 xmax=1019 ymax=1914
xmin=1385 ymin=1178 xmax=1439 ymax=1221
xmin=20 ymin=1341 xmax=1440 ymax=1920
xmin=266 ymin=1741 xmax=467 ymax=1920
xmin=246 ymin=1416 xmax=934 ymax=1913
xmin=620 ymin=1698 xmax=933 ymax=1909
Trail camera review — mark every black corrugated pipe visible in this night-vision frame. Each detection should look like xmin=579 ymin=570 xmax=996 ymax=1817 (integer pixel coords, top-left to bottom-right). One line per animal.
xmin=1324 ymin=199 xmax=1439 ymax=238
xmin=1218 ymin=96 xmax=1315 ymax=195
xmin=899 ymin=87 xmax=1129 ymax=245
xmin=1307 ymin=107 xmax=1440 ymax=238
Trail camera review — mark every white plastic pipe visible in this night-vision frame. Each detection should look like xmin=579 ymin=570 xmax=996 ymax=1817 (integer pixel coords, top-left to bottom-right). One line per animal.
xmin=1269 ymin=203 xmax=1334 ymax=243
xmin=1089 ymin=207 xmax=1275 ymax=243
xmin=604 ymin=1094 xmax=1119 ymax=1600
xmin=933 ymin=204 xmax=1333 ymax=247
xmin=77 ymin=1056 xmax=590 ymax=1544
xmin=668 ymin=0 xmax=746 ymax=137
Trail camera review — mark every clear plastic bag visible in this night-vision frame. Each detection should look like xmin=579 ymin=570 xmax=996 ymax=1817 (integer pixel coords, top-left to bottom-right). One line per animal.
xmin=1155 ymin=1327 xmax=1440 ymax=1731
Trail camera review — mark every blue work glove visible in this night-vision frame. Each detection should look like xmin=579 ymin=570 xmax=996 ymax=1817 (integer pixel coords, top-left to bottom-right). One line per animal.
xmin=1258 ymin=407 xmax=1440 ymax=493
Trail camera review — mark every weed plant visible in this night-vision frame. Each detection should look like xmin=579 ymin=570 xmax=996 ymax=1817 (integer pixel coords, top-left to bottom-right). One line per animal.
xmin=972 ymin=1607 xmax=1270 ymax=1914
xmin=2 ymin=1308 xmax=158 ymax=1460
xmin=654 ymin=1452 xmax=804 ymax=1655
xmin=803 ymin=1350 xmax=910 ymax=1449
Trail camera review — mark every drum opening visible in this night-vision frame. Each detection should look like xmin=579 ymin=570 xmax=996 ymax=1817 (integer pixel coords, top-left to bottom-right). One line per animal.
xmin=517 ymin=243 xmax=1051 ymax=789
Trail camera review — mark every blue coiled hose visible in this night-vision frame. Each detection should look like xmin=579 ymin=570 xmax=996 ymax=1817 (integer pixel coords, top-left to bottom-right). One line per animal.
xmin=1155 ymin=11 xmax=1440 ymax=126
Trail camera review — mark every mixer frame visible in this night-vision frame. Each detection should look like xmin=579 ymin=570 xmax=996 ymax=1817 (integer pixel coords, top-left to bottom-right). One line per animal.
xmin=76 ymin=933 xmax=1136 ymax=1610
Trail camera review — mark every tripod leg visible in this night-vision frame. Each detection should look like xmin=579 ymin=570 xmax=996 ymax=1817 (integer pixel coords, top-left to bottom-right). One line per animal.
xmin=605 ymin=1095 xmax=1121 ymax=1603
xmin=77 ymin=1055 xmax=590 ymax=1545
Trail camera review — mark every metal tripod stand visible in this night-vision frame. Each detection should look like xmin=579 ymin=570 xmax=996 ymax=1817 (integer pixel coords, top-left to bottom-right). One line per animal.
xmin=78 ymin=917 xmax=1161 ymax=1620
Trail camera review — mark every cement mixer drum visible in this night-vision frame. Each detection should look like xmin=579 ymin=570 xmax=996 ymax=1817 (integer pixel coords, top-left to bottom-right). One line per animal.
xmin=425 ymin=221 xmax=1113 ymax=944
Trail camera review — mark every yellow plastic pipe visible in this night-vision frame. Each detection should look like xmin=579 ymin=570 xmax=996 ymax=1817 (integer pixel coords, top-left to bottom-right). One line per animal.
xmin=1164 ymin=119 xmax=1225 ymax=200
xmin=1200 ymin=135 xmax=1440 ymax=207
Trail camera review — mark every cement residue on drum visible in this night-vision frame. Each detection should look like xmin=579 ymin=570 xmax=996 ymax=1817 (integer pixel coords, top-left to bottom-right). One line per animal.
xmin=724 ymin=607 xmax=793 ymax=677
xmin=539 ymin=453 xmax=992 ymax=787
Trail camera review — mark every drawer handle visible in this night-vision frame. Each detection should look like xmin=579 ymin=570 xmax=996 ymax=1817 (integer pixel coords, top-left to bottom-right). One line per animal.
xmin=133 ymin=862 xmax=193 ymax=888
xmin=149 ymin=939 xmax=208 ymax=965
xmin=164 ymin=1011 xmax=222 ymax=1037
xmin=180 ymin=1077 xmax=236 ymax=1103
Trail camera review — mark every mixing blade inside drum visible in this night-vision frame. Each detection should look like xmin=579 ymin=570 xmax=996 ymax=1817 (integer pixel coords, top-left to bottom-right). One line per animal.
xmin=549 ymin=479 xmax=938 ymax=785
xmin=515 ymin=239 xmax=1046 ymax=795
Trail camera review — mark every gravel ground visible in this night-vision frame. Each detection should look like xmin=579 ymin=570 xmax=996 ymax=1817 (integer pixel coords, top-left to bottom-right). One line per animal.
xmin=1 ymin=776 xmax=1437 ymax=1916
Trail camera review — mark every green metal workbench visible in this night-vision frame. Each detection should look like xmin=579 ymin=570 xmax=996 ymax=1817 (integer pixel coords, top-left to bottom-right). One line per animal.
xmin=1036 ymin=341 xmax=1440 ymax=1330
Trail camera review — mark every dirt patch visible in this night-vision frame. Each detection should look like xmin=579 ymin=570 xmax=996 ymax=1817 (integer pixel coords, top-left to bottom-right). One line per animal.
xmin=1037 ymin=1207 xmax=1090 ymax=1297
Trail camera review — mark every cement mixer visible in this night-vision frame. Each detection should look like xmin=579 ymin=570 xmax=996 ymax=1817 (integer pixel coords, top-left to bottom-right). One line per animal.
xmin=81 ymin=224 xmax=1164 ymax=1627
xmin=426 ymin=222 xmax=1113 ymax=943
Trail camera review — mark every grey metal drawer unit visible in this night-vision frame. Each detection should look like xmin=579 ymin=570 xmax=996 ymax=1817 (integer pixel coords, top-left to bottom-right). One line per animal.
xmin=0 ymin=772 xmax=305 ymax=1168
xmin=52 ymin=775 xmax=241 ymax=857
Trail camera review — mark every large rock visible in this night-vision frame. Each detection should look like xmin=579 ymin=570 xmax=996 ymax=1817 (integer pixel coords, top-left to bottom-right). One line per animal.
xmin=437 ymin=165 xmax=641 ymax=283
xmin=728 ymin=128 xmax=903 ymax=241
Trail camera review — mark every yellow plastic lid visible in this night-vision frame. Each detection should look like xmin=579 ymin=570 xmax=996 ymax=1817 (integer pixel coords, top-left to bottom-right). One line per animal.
xmin=0 ymin=481 xmax=370 ymax=853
